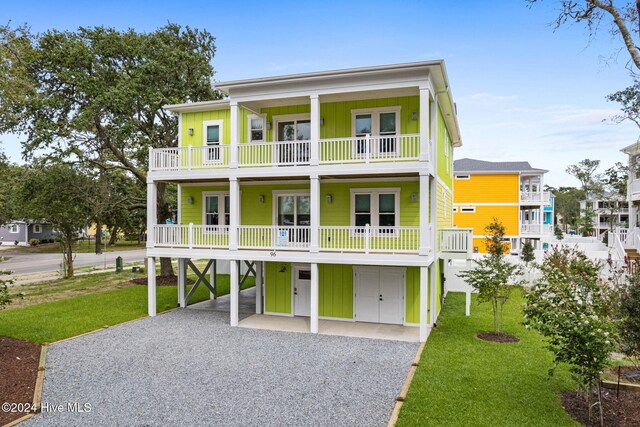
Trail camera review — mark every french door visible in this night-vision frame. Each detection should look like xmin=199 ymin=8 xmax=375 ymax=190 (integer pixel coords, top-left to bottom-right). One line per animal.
xmin=276 ymin=194 xmax=310 ymax=246
xmin=277 ymin=119 xmax=311 ymax=165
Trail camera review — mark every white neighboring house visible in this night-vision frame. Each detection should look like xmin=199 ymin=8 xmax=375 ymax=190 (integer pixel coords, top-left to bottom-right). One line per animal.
xmin=579 ymin=197 xmax=629 ymax=238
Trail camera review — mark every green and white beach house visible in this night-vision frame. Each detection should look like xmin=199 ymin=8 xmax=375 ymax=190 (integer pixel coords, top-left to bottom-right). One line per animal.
xmin=146 ymin=61 xmax=470 ymax=341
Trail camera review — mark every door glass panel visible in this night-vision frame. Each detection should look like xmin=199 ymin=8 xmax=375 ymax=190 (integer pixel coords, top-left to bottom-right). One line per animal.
xmin=206 ymin=125 xmax=220 ymax=143
xmin=355 ymin=194 xmax=371 ymax=227
xmin=296 ymin=120 xmax=311 ymax=140
xmin=205 ymin=196 xmax=219 ymax=225
xmin=296 ymin=196 xmax=310 ymax=226
xmin=299 ymin=270 xmax=311 ymax=280
xmin=379 ymin=113 xmax=396 ymax=133
xmin=278 ymin=122 xmax=295 ymax=141
xmin=278 ymin=196 xmax=295 ymax=226
xmin=379 ymin=194 xmax=395 ymax=228
xmin=224 ymin=196 xmax=230 ymax=226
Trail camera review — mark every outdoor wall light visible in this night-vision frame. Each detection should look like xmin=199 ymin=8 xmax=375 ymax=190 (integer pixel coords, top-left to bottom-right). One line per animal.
xmin=411 ymin=112 xmax=418 ymax=120
xmin=325 ymin=194 xmax=333 ymax=203
xmin=279 ymin=265 xmax=287 ymax=273
xmin=188 ymin=128 xmax=194 ymax=136
xmin=320 ymin=117 xmax=324 ymax=126
xmin=187 ymin=196 xmax=194 ymax=205
xmin=411 ymin=193 xmax=418 ymax=202
xmin=266 ymin=122 xmax=272 ymax=130
xmin=259 ymin=194 xmax=265 ymax=203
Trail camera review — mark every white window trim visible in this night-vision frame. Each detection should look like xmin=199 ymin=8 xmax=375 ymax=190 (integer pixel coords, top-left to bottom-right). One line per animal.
xmin=460 ymin=207 xmax=476 ymax=213
xmin=349 ymin=188 xmax=401 ymax=230
xmin=33 ymin=224 xmax=42 ymax=234
xmin=247 ymin=113 xmax=267 ymax=143
xmin=455 ymin=174 xmax=470 ymax=180
xmin=271 ymin=113 xmax=311 ymax=142
xmin=271 ymin=190 xmax=311 ymax=226
xmin=8 ymin=224 xmax=19 ymax=234
xmin=350 ymin=106 xmax=402 ymax=137
xmin=202 ymin=191 xmax=231 ymax=229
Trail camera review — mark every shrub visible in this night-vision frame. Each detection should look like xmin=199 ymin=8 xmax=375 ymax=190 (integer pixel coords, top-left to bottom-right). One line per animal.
xmin=620 ymin=272 xmax=640 ymax=366
xmin=29 ymin=238 xmax=40 ymax=246
xmin=13 ymin=240 xmax=18 ymax=245
xmin=524 ymin=246 xmax=617 ymax=424
xmin=458 ymin=219 xmax=523 ymax=334
xmin=554 ymin=225 xmax=564 ymax=240
xmin=0 ymin=278 xmax=15 ymax=310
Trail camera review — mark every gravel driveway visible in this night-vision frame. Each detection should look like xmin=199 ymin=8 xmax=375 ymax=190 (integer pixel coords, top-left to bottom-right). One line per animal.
xmin=25 ymin=309 xmax=418 ymax=427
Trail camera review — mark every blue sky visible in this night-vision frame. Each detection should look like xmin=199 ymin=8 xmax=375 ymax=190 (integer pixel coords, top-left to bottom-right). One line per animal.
xmin=1 ymin=0 xmax=637 ymax=186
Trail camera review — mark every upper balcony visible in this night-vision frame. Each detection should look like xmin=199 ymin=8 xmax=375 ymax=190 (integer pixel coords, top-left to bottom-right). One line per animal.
xmin=149 ymin=134 xmax=427 ymax=177
xmin=520 ymin=191 xmax=551 ymax=205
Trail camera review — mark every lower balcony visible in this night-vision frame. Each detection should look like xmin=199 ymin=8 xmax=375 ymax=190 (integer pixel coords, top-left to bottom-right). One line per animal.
xmin=153 ymin=224 xmax=421 ymax=255
xmin=438 ymin=228 xmax=473 ymax=259
xmin=520 ymin=224 xmax=553 ymax=235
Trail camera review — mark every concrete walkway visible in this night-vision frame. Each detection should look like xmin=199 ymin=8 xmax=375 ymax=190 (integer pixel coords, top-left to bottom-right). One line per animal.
xmin=25 ymin=307 xmax=418 ymax=427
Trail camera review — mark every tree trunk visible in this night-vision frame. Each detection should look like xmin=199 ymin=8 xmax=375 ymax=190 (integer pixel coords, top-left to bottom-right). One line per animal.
xmin=64 ymin=239 xmax=74 ymax=278
xmin=95 ymin=221 xmax=102 ymax=254
xmin=156 ymin=183 xmax=174 ymax=276
xmin=108 ymin=226 xmax=117 ymax=245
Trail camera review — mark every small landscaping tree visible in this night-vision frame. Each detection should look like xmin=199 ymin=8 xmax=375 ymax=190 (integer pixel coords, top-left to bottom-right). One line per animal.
xmin=554 ymin=225 xmax=564 ymax=240
xmin=524 ymin=246 xmax=617 ymax=426
xmin=458 ymin=219 xmax=523 ymax=335
xmin=521 ymin=240 xmax=535 ymax=264
xmin=620 ymin=272 xmax=640 ymax=367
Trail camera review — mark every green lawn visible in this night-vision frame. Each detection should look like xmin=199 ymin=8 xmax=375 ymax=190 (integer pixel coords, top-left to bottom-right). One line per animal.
xmin=3 ymin=239 xmax=145 ymax=254
xmin=397 ymin=289 xmax=579 ymax=427
xmin=0 ymin=272 xmax=254 ymax=344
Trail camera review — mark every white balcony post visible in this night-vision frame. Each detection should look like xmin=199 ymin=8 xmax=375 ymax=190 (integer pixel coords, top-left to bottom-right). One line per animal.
xmin=310 ymin=94 xmax=320 ymax=166
xmin=188 ymin=222 xmax=194 ymax=249
xmin=419 ymin=265 xmax=429 ymax=341
xmin=310 ymin=262 xmax=319 ymax=333
xmin=255 ymin=261 xmax=263 ymax=314
xmin=365 ymin=224 xmax=370 ymax=254
xmin=178 ymin=258 xmax=186 ymax=308
xmin=419 ymin=86 xmax=431 ymax=162
xmin=365 ymin=134 xmax=370 ymax=163
xmin=230 ymin=101 xmax=239 ymax=168
xmin=230 ymin=260 xmax=239 ymax=326
xmin=147 ymin=257 xmax=156 ymax=316
xmin=146 ymin=182 xmax=157 ymax=248
xmin=419 ymin=173 xmax=430 ymax=256
xmin=229 ymin=177 xmax=239 ymax=250
xmin=310 ymin=175 xmax=320 ymax=252
xmin=187 ymin=145 xmax=193 ymax=170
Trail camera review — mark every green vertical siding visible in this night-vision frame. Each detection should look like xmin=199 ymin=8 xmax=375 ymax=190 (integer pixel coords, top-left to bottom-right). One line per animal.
xmin=180 ymin=185 xmax=228 ymax=224
xmin=405 ymin=267 xmax=420 ymax=324
xmin=436 ymin=106 xmax=453 ymax=189
xmin=241 ymin=184 xmax=310 ymax=225
xmin=265 ymin=262 xmax=292 ymax=314
xmin=319 ymin=264 xmax=353 ymax=319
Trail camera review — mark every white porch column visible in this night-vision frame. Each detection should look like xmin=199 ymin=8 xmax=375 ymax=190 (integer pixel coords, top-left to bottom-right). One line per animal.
xmin=419 ymin=265 xmax=429 ymax=342
xmin=147 ymin=257 xmax=156 ymax=316
xmin=146 ymin=182 xmax=157 ymax=248
xmin=310 ymin=94 xmax=320 ymax=166
xmin=419 ymin=172 xmax=430 ymax=256
xmin=310 ymin=262 xmax=319 ymax=333
xmin=310 ymin=174 xmax=320 ymax=252
xmin=230 ymin=101 xmax=239 ymax=168
xmin=229 ymin=177 xmax=239 ymax=250
xmin=430 ymin=263 xmax=437 ymax=325
xmin=178 ymin=258 xmax=186 ymax=308
xmin=230 ymin=260 xmax=239 ymax=326
xmin=255 ymin=261 xmax=263 ymax=314
xmin=419 ymin=86 xmax=431 ymax=162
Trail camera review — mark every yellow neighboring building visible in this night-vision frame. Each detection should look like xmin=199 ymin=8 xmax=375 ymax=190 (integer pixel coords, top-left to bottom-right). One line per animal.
xmin=453 ymin=158 xmax=553 ymax=253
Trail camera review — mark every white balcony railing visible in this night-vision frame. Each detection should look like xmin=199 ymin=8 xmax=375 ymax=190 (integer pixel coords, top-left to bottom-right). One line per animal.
xmin=520 ymin=191 xmax=551 ymax=204
xmin=150 ymin=145 xmax=230 ymax=171
xmin=319 ymin=134 xmax=422 ymax=165
xmin=520 ymin=224 xmax=553 ymax=235
xmin=238 ymin=226 xmax=310 ymax=250
xmin=149 ymin=134 xmax=427 ymax=172
xmin=238 ymin=141 xmax=310 ymax=167
xmin=439 ymin=228 xmax=473 ymax=254
xmin=154 ymin=224 xmax=230 ymax=248
xmin=319 ymin=225 xmax=420 ymax=254
xmin=152 ymin=224 xmax=422 ymax=254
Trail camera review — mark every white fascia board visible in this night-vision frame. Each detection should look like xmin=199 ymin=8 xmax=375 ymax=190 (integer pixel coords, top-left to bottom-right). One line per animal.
xmin=164 ymin=99 xmax=230 ymax=114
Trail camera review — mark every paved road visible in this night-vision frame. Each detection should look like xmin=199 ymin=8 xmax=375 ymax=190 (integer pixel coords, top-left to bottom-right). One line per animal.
xmin=0 ymin=250 xmax=146 ymax=275
xmin=25 ymin=307 xmax=417 ymax=427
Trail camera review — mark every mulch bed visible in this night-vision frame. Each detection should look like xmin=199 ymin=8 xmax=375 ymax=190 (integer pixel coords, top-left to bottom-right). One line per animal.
xmin=562 ymin=389 xmax=640 ymax=426
xmin=476 ymin=332 xmax=520 ymax=343
xmin=605 ymin=366 xmax=640 ymax=385
xmin=0 ymin=337 xmax=40 ymax=425
xmin=130 ymin=275 xmax=195 ymax=287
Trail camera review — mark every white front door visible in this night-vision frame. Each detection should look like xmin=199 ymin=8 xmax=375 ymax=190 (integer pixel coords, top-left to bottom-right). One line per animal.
xmin=354 ymin=267 xmax=404 ymax=325
xmin=293 ymin=266 xmax=311 ymax=317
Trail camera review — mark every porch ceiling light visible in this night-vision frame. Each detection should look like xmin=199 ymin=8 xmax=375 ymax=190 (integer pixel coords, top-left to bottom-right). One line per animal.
xmin=188 ymin=128 xmax=194 ymax=136
xmin=325 ymin=194 xmax=333 ymax=203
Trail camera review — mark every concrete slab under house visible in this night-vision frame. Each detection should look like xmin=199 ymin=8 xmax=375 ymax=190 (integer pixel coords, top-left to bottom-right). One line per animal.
xmin=145 ymin=60 xmax=471 ymax=342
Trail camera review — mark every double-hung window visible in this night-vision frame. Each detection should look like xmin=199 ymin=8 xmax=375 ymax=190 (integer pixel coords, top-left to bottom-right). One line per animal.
xmin=33 ymin=224 xmax=42 ymax=233
xmin=352 ymin=107 xmax=400 ymax=157
xmin=351 ymin=188 xmax=400 ymax=235
xmin=8 ymin=224 xmax=19 ymax=234
xmin=203 ymin=192 xmax=230 ymax=231
xmin=203 ymin=120 xmax=223 ymax=163
xmin=248 ymin=114 xmax=266 ymax=142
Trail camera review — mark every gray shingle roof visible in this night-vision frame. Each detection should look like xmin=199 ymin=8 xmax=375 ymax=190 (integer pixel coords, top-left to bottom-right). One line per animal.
xmin=453 ymin=158 xmax=548 ymax=173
